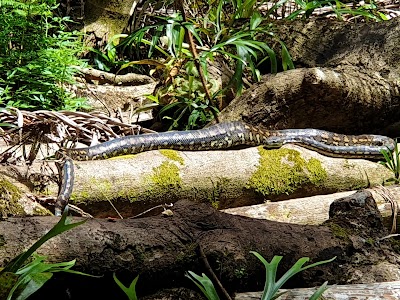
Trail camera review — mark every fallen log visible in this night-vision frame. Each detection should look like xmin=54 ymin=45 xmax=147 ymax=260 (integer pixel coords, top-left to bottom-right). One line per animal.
xmin=2 ymin=192 xmax=400 ymax=299
xmin=235 ymin=281 xmax=400 ymax=300
xmin=217 ymin=18 xmax=400 ymax=135
xmin=224 ymin=185 xmax=400 ymax=232
xmin=1 ymin=144 xmax=391 ymax=217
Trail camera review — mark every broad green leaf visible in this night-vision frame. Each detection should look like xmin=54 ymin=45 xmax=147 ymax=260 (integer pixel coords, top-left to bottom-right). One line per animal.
xmin=186 ymin=271 xmax=220 ymax=300
xmin=113 ymin=273 xmax=139 ymax=300
xmin=13 ymin=272 xmax=53 ymax=300
xmin=250 ymin=252 xmax=335 ymax=300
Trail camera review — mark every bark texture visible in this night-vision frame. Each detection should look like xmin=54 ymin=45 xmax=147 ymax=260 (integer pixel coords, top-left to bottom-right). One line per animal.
xmin=1 ymin=193 xmax=400 ymax=299
xmin=2 ymin=144 xmax=391 ymax=218
xmin=217 ymin=18 xmax=400 ymax=136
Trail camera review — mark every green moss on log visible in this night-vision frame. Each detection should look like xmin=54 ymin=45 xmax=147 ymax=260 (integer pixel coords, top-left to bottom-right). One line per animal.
xmin=159 ymin=150 xmax=184 ymax=165
xmin=0 ymin=177 xmax=24 ymax=217
xmin=247 ymin=147 xmax=327 ymax=196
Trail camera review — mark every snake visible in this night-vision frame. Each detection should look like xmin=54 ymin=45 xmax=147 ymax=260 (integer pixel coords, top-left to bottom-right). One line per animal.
xmin=54 ymin=121 xmax=395 ymax=215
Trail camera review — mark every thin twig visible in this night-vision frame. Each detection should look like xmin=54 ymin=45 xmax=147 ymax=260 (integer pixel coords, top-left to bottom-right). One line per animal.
xmin=175 ymin=0 xmax=220 ymax=123
xmin=198 ymin=245 xmax=232 ymax=300
xmin=129 ymin=203 xmax=174 ymax=219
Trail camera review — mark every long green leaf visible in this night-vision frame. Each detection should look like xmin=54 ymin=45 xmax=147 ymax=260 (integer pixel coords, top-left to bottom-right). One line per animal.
xmin=113 ymin=273 xmax=139 ymax=300
xmin=186 ymin=271 xmax=220 ymax=300
xmin=309 ymin=281 xmax=329 ymax=300
xmin=280 ymin=41 xmax=295 ymax=71
xmin=1 ymin=207 xmax=86 ymax=274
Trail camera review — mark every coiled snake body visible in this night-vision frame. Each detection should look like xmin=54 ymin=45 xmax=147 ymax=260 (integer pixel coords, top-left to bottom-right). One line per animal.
xmin=55 ymin=121 xmax=395 ymax=215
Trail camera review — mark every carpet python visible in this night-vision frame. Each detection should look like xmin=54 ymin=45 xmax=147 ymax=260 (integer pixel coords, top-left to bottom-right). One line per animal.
xmin=54 ymin=121 xmax=395 ymax=215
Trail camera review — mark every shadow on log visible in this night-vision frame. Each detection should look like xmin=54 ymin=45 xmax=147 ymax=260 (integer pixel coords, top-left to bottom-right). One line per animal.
xmin=1 ymin=190 xmax=400 ymax=299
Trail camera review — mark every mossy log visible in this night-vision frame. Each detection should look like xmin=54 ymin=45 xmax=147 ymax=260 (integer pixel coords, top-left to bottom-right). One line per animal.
xmin=3 ymin=144 xmax=392 ymax=217
xmin=1 ymin=193 xmax=400 ymax=299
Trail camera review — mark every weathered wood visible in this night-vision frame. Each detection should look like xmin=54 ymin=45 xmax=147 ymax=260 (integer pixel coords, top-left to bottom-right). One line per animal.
xmin=2 ymin=193 xmax=400 ymax=298
xmin=235 ymin=281 xmax=400 ymax=299
xmin=1 ymin=144 xmax=391 ymax=217
xmin=217 ymin=18 xmax=400 ymax=135
xmin=223 ymin=186 xmax=400 ymax=231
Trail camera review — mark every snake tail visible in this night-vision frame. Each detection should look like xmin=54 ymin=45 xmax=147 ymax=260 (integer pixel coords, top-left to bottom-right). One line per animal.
xmin=55 ymin=157 xmax=74 ymax=216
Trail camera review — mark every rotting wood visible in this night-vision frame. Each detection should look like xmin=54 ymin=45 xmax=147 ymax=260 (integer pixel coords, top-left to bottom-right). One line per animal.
xmin=2 ymin=194 xmax=400 ymax=298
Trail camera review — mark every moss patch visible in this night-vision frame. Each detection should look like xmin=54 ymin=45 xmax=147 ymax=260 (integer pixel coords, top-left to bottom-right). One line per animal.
xmin=247 ymin=147 xmax=327 ymax=196
xmin=328 ymin=223 xmax=350 ymax=240
xmin=206 ymin=177 xmax=234 ymax=209
xmin=0 ymin=272 xmax=18 ymax=300
xmin=146 ymin=161 xmax=182 ymax=188
xmin=141 ymin=161 xmax=183 ymax=201
xmin=70 ymin=177 xmax=115 ymax=203
xmin=0 ymin=177 xmax=24 ymax=217
xmin=159 ymin=149 xmax=184 ymax=165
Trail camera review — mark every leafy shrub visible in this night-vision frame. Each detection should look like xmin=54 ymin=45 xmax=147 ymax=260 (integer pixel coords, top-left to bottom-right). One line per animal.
xmin=0 ymin=0 xmax=88 ymax=110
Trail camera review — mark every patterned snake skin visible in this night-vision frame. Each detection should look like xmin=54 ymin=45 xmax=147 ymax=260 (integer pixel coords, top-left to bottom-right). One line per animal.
xmin=54 ymin=121 xmax=395 ymax=215
xmin=65 ymin=121 xmax=395 ymax=160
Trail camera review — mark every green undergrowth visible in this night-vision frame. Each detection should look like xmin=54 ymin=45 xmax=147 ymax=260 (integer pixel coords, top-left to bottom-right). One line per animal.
xmin=0 ymin=0 xmax=88 ymax=110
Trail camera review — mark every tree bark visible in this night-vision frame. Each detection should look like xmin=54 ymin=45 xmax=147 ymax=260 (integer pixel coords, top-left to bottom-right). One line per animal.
xmin=217 ymin=18 xmax=400 ymax=136
xmin=2 ymin=144 xmax=391 ymax=218
xmin=2 ymin=192 xmax=400 ymax=299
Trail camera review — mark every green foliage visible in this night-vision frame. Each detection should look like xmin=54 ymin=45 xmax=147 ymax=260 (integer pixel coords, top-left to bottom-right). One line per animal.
xmin=284 ymin=0 xmax=388 ymax=21
xmin=0 ymin=0 xmax=88 ymax=110
xmin=92 ymin=34 xmax=130 ymax=72
xmin=186 ymin=271 xmax=220 ymax=300
xmin=155 ymin=74 xmax=220 ymax=130
xmin=90 ymin=0 xmax=386 ymax=129
xmin=251 ymin=253 xmax=335 ymax=300
xmin=0 ymin=207 xmax=91 ymax=300
xmin=115 ymin=4 xmax=293 ymax=129
xmin=187 ymin=254 xmax=335 ymax=300
xmin=6 ymin=255 xmax=94 ymax=300
xmin=113 ymin=273 xmax=139 ymax=300
xmin=379 ymin=140 xmax=400 ymax=184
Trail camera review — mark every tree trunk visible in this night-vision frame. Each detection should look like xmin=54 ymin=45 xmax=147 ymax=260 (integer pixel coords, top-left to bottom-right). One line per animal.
xmin=217 ymin=18 xmax=400 ymax=136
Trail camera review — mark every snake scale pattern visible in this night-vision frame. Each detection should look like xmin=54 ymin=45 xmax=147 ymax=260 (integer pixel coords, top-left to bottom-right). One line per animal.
xmin=54 ymin=121 xmax=395 ymax=215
